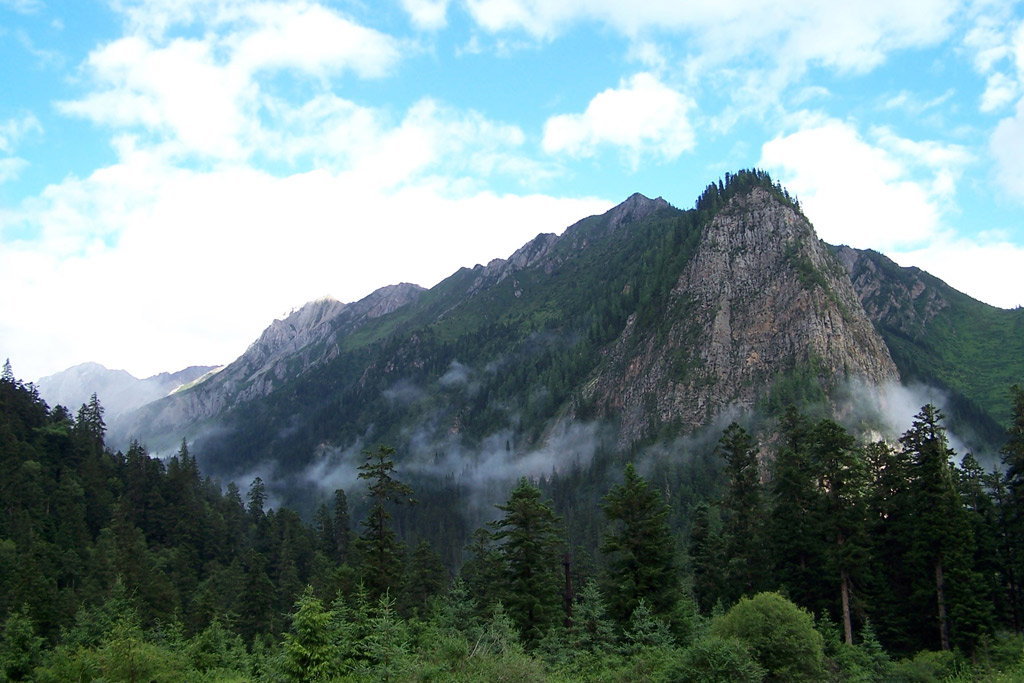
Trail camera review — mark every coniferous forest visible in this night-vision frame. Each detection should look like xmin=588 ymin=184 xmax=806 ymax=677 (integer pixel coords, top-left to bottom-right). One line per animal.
xmin=3 ymin=360 xmax=1024 ymax=682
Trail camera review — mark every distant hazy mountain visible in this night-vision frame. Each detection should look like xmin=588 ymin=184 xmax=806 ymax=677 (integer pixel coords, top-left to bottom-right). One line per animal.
xmin=37 ymin=362 xmax=218 ymax=421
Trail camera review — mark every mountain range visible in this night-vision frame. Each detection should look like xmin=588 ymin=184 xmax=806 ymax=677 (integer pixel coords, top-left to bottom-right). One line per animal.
xmin=37 ymin=170 xmax=1024 ymax=507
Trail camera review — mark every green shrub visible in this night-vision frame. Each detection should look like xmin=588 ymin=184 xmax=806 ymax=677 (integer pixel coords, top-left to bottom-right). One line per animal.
xmin=660 ymin=634 xmax=764 ymax=683
xmin=711 ymin=591 xmax=824 ymax=681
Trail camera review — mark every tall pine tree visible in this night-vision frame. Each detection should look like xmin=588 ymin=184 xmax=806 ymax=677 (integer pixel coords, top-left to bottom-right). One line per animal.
xmin=600 ymin=462 xmax=678 ymax=623
xmin=356 ymin=445 xmax=415 ymax=600
xmin=491 ymin=478 xmax=563 ymax=646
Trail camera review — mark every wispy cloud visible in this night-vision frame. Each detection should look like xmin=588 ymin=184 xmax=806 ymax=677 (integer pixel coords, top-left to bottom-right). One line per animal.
xmin=0 ymin=0 xmax=43 ymax=14
xmin=0 ymin=114 xmax=42 ymax=154
xmin=542 ymin=72 xmax=695 ymax=166
xmin=760 ymin=116 xmax=971 ymax=250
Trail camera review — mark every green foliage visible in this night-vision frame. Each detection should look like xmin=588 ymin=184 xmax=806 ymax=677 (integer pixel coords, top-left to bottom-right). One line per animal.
xmin=0 ymin=606 xmax=43 ymax=682
xmin=282 ymin=587 xmax=338 ymax=682
xmin=491 ymin=479 xmax=564 ymax=646
xmin=660 ymin=634 xmax=764 ymax=683
xmin=893 ymin=649 xmax=960 ymax=683
xmin=711 ymin=591 xmax=825 ymax=682
xmin=600 ymin=463 xmax=679 ymax=623
xmin=356 ymin=445 xmax=416 ymax=599
xmin=6 ymin=362 xmax=1024 ymax=681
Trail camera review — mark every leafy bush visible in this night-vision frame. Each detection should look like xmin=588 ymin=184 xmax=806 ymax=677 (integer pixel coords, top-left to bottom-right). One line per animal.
xmin=711 ymin=591 xmax=824 ymax=681
xmin=660 ymin=634 xmax=764 ymax=683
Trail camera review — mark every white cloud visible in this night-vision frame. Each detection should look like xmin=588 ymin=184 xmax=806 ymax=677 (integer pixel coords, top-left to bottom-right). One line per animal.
xmin=227 ymin=3 xmax=402 ymax=79
xmin=401 ymin=0 xmax=451 ymax=30
xmin=59 ymin=35 xmax=251 ymax=160
xmin=542 ymin=73 xmax=695 ymax=165
xmin=0 ymin=115 xmax=41 ymax=184
xmin=0 ymin=0 xmax=42 ymax=13
xmin=464 ymin=0 xmax=958 ymax=72
xmin=963 ymin=11 xmax=1024 ymax=112
xmin=0 ymin=158 xmax=28 ymax=183
xmin=0 ymin=0 xmax=611 ymax=382
xmin=58 ymin=2 xmax=402 ymax=161
xmin=758 ymin=117 xmax=1024 ymax=310
xmin=0 ymin=114 xmax=42 ymax=154
xmin=759 ymin=118 xmax=971 ymax=250
xmin=991 ymin=96 xmax=1024 ymax=201
xmin=890 ymin=238 xmax=1024 ymax=309
xmin=883 ymin=88 xmax=955 ymax=115
xmin=255 ymin=93 xmax=542 ymax=189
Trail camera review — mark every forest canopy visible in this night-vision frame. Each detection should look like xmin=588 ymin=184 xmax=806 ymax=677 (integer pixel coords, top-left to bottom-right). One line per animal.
xmin=2 ymin=363 xmax=1024 ymax=681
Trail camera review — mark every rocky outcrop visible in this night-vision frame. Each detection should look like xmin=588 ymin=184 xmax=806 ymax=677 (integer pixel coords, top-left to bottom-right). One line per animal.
xmin=833 ymin=246 xmax=949 ymax=340
xmin=584 ymin=188 xmax=899 ymax=447
xmin=112 ymin=283 xmax=424 ymax=450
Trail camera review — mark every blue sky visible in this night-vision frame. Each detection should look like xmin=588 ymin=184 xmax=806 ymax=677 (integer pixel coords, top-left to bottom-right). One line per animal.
xmin=2 ymin=0 xmax=1023 ymax=381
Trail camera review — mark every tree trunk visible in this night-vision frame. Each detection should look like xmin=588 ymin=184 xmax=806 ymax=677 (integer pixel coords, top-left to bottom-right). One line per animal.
xmin=840 ymin=568 xmax=853 ymax=645
xmin=936 ymin=556 xmax=950 ymax=650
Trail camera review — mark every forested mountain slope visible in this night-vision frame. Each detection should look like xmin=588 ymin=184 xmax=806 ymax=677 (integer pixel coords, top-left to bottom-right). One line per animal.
xmin=122 ymin=171 xmax=900 ymax=494
xmin=836 ymin=246 xmax=1024 ymax=444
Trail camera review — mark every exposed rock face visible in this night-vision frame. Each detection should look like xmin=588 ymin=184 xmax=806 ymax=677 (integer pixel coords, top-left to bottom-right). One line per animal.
xmin=113 ymin=283 xmax=424 ymax=449
xmin=834 ymin=245 xmax=949 ymax=339
xmin=471 ymin=233 xmax=560 ymax=294
xmin=602 ymin=192 xmax=671 ymax=234
xmin=584 ymin=188 xmax=900 ymax=447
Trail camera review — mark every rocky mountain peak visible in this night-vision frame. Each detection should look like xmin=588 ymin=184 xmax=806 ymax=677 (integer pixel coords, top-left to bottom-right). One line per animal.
xmin=350 ymin=283 xmax=426 ymax=318
xmin=834 ymin=245 xmax=949 ymax=338
xmin=584 ymin=186 xmax=900 ymax=447
xmin=606 ymin=192 xmax=670 ymax=232
xmin=245 ymin=297 xmax=349 ymax=366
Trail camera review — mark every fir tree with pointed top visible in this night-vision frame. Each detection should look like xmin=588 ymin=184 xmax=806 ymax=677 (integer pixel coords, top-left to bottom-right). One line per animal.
xmin=812 ymin=418 xmax=869 ymax=646
xmin=902 ymin=404 xmax=983 ymax=651
xmin=357 ymin=445 xmax=415 ymax=600
xmin=491 ymin=478 xmax=563 ymax=646
xmin=717 ymin=422 xmax=767 ymax=601
xmin=768 ymin=407 xmax=824 ymax=615
xmin=600 ymin=462 xmax=678 ymax=624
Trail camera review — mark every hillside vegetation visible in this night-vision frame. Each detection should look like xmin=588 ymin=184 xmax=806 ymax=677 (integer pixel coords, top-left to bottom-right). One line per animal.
xmin=4 ymin=361 xmax=1024 ymax=681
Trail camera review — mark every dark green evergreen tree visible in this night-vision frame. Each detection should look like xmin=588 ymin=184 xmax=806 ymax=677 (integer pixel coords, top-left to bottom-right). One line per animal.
xmin=74 ymin=393 xmax=106 ymax=451
xmin=600 ymin=462 xmax=678 ymax=623
xmin=491 ymin=478 xmax=564 ymax=646
xmin=717 ymin=422 xmax=767 ymax=601
xmin=811 ymin=418 xmax=869 ymax=646
xmin=356 ymin=445 xmax=415 ymax=599
xmin=333 ymin=488 xmax=353 ymax=564
xmin=902 ymin=405 xmax=987 ymax=652
xmin=864 ymin=439 xmax=916 ymax=652
xmin=688 ymin=501 xmax=724 ymax=614
xmin=247 ymin=477 xmax=267 ymax=521
xmin=1000 ymin=384 xmax=1024 ymax=630
xmin=768 ymin=408 xmax=824 ymax=615
xmin=283 ymin=586 xmax=339 ymax=682
xmin=459 ymin=526 xmax=503 ymax=617
xmin=405 ymin=540 xmax=448 ymax=612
